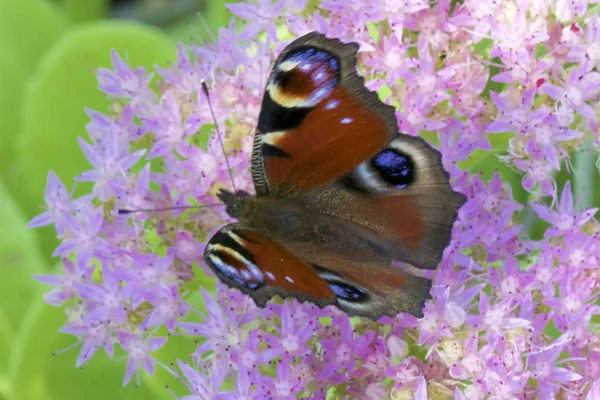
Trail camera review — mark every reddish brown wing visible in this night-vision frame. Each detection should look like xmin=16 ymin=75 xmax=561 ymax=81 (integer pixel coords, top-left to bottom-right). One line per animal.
xmin=345 ymin=134 xmax=467 ymax=270
xmin=307 ymin=254 xmax=432 ymax=319
xmin=203 ymin=225 xmax=337 ymax=307
xmin=300 ymin=133 xmax=467 ymax=270
xmin=251 ymin=32 xmax=397 ymax=195
xmin=203 ymin=224 xmax=432 ymax=318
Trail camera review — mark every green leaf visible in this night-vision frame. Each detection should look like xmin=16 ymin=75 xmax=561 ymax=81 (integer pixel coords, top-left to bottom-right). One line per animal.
xmin=0 ymin=176 xmax=47 ymax=332
xmin=13 ymin=21 xmax=175 ymax=262
xmin=0 ymin=176 xmax=48 ymax=394
xmin=481 ymin=57 xmax=506 ymax=99
xmin=62 ymin=0 xmax=110 ymax=22
xmin=543 ymin=318 xmax=560 ymax=339
xmin=0 ymin=0 xmax=69 ymax=182
xmin=473 ymin=38 xmax=493 ymax=55
xmin=6 ymin=292 xmax=163 ymax=400
xmin=573 ymin=139 xmax=596 ymax=209
xmin=0 ymin=0 xmax=69 ymax=72
xmin=0 ymin=306 xmax=15 ymax=386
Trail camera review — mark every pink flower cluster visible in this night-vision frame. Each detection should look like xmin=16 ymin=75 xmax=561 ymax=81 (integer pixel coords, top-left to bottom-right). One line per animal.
xmin=29 ymin=0 xmax=600 ymax=398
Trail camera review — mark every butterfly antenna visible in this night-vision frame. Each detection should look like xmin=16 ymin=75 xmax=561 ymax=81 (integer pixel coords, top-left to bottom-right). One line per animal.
xmin=117 ymin=204 xmax=224 ymax=215
xmin=201 ymin=80 xmax=237 ymax=192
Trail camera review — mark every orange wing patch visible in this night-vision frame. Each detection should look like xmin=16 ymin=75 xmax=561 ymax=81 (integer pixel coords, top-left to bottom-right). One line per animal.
xmin=265 ymin=86 xmax=390 ymax=191
xmin=237 ymin=231 xmax=336 ymax=300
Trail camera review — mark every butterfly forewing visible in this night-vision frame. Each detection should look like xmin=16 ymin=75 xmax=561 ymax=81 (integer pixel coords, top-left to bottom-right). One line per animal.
xmin=251 ymin=33 xmax=397 ymax=195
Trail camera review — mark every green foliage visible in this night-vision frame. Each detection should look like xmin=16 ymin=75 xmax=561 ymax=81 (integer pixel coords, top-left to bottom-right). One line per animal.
xmin=62 ymin=0 xmax=110 ymax=22
xmin=0 ymin=176 xmax=46 ymax=396
xmin=0 ymin=3 xmax=231 ymax=398
xmin=6 ymin=293 xmax=163 ymax=400
xmin=0 ymin=0 xmax=70 ymax=179
xmin=12 ymin=21 xmax=175 ymax=265
xmin=0 ymin=178 xmax=46 ymax=331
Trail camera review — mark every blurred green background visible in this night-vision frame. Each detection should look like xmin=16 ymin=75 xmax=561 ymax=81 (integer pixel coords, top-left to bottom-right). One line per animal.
xmin=0 ymin=0 xmax=232 ymax=398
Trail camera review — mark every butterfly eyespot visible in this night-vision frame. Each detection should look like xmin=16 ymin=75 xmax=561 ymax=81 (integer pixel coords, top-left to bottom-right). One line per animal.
xmin=205 ymin=231 xmax=265 ymax=291
xmin=371 ymin=149 xmax=415 ymax=189
xmin=314 ymin=266 xmax=369 ymax=304
xmin=268 ymin=46 xmax=340 ymax=108
xmin=326 ymin=280 xmax=369 ymax=303
xmin=283 ymin=47 xmax=339 ymax=74
xmin=207 ymin=253 xmax=263 ymax=291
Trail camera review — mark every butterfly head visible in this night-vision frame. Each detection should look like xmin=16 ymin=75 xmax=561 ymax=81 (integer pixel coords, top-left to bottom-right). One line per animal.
xmin=216 ymin=188 xmax=251 ymax=219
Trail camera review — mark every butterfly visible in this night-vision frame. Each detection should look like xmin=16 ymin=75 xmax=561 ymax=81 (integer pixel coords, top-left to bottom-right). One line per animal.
xmin=203 ymin=32 xmax=466 ymax=319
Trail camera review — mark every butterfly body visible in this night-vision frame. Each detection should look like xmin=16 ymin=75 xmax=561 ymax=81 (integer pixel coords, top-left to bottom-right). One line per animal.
xmin=203 ymin=32 xmax=466 ymax=319
xmin=216 ymin=188 xmax=402 ymax=261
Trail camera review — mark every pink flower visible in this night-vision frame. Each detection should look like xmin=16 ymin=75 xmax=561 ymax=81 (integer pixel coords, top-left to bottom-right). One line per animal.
xmin=97 ymin=49 xmax=156 ymax=114
xmin=116 ymin=331 xmax=167 ymax=386
xmin=541 ymin=62 xmax=599 ymax=122
xmin=226 ymin=0 xmax=285 ymax=41
xmin=27 ymin=171 xmax=90 ymax=232
xmin=531 ymin=181 xmax=598 ymax=237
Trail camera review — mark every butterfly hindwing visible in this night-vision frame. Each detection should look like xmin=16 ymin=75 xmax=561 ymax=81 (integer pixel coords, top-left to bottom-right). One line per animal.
xmin=295 ymin=134 xmax=466 ymax=270
xmin=338 ymin=134 xmax=466 ymax=269
xmin=308 ymin=254 xmax=433 ymax=318
xmin=204 ymin=224 xmax=337 ymax=308
xmin=203 ymin=224 xmax=432 ymax=318
xmin=251 ymin=32 xmax=397 ymax=195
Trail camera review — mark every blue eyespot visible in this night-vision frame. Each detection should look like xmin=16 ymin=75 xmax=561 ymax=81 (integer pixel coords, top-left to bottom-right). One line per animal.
xmin=207 ymin=255 xmax=262 ymax=291
xmin=371 ymin=149 xmax=415 ymax=189
xmin=327 ymin=280 xmax=368 ymax=302
xmin=280 ymin=47 xmax=340 ymax=105
xmin=286 ymin=47 xmax=339 ymax=73
xmin=206 ymin=231 xmax=264 ymax=292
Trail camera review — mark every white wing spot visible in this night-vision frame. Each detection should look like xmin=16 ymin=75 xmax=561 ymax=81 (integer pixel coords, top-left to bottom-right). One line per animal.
xmin=285 ymin=276 xmax=295 ymax=283
xmin=266 ymin=271 xmax=276 ymax=281
xmin=341 ymin=117 xmax=353 ymax=124
xmin=313 ymin=88 xmax=327 ymax=101
xmin=207 ymin=255 xmax=237 ymax=276
xmin=262 ymin=131 xmax=288 ymax=145
xmin=325 ymin=100 xmax=340 ymax=110
xmin=241 ymin=270 xmax=252 ymax=280
xmin=279 ymin=60 xmax=299 ymax=72
xmin=227 ymin=232 xmax=244 ymax=245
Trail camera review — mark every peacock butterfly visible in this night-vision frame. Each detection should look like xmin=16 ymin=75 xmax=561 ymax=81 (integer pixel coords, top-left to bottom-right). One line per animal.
xmin=203 ymin=32 xmax=466 ymax=319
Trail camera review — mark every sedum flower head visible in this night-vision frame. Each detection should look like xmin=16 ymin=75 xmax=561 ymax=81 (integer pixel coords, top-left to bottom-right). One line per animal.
xmin=29 ymin=0 xmax=600 ymax=398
